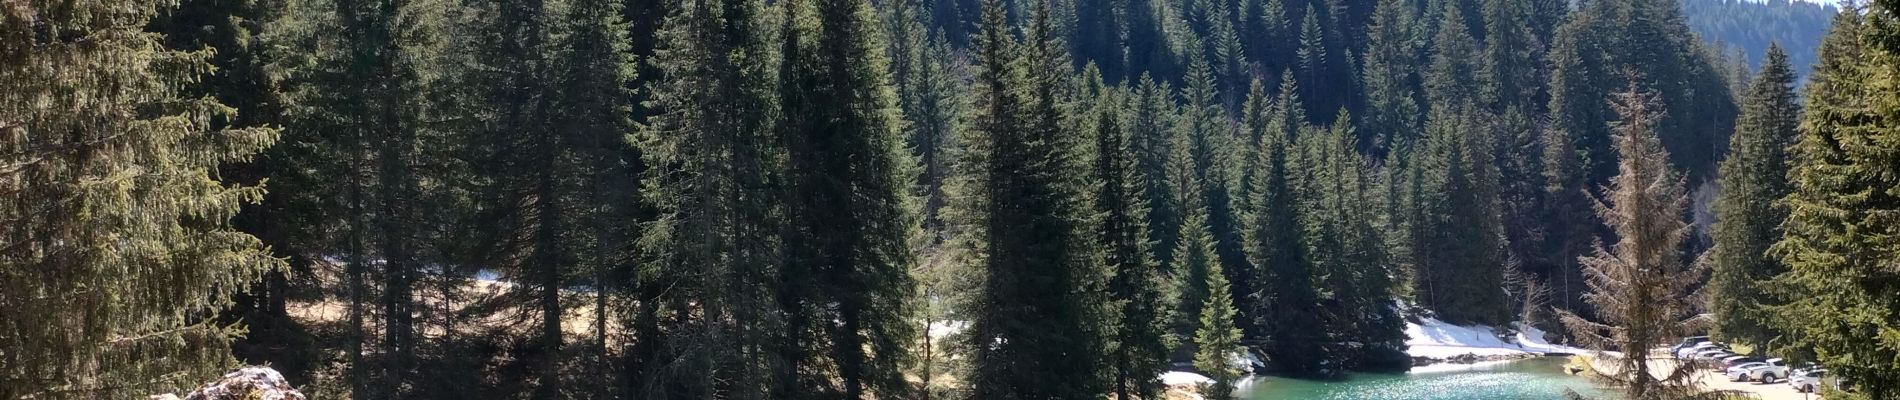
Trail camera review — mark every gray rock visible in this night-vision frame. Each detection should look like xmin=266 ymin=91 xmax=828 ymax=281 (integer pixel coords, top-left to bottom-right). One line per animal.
xmin=166 ymin=366 xmax=306 ymax=400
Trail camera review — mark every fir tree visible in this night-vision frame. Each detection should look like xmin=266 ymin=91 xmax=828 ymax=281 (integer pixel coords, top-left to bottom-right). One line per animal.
xmin=953 ymin=2 xmax=1112 ymax=398
xmin=1360 ymin=0 xmax=1421 ymax=158
xmin=1478 ymin=0 xmax=1538 ymax=113
xmin=0 ymin=0 xmax=283 ymax=396
xmin=1775 ymin=3 xmax=1900 ymax=395
xmin=1244 ymin=74 xmax=1333 ymax=378
xmin=1191 ymin=216 xmax=1245 ymax=399
xmin=1087 ymin=75 xmax=1171 ymax=400
xmin=550 ymin=0 xmax=643 ymax=394
xmin=633 ymin=0 xmax=782 ymax=393
xmin=1132 ymin=75 xmax=1184 ymax=274
xmin=1557 ymin=83 xmax=1705 ymax=400
xmin=1707 ymin=45 xmax=1798 ymax=351
xmin=775 ymin=0 xmax=922 ymax=394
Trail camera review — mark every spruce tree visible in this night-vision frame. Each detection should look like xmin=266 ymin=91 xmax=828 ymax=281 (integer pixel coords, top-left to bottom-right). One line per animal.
xmin=1557 ymin=83 xmax=1705 ymax=400
xmin=1706 ymin=45 xmax=1798 ymax=351
xmin=1191 ymin=218 xmax=1245 ymax=399
xmin=1776 ymin=3 xmax=1900 ymax=395
xmin=1244 ymin=74 xmax=1332 ymax=377
xmin=1176 ymin=53 xmax=1252 ymax=339
xmin=1087 ymin=76 xmax=1171 ymax=400
xmin=550 ymin=0 xmax=643 ymax=394
xmin=0 ymin=0 xmax=283 ymax=396
xmin=1477 ymin=0 xmax=1538 ymax=113
xmin=633 ymin=0 xmax=782 ymax=393
xmin=461 ymin=0 xmax=580 ymax=394
xmin=1132 ymin=75 xmax=1183 ymax=274
xmin=1361 ymin=0 xmax=1421 ymax=159
xmin=776 ymin=0 xmax=922 ymax=394
xmin=953 ymin=2 xmax=1111 ymax=398
xmin=270 ymin=0 xmax=450 ymax=394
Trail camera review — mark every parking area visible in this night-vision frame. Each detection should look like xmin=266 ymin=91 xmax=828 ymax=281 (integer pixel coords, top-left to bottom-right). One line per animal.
xmin=1663 ymin=336 xmax=1847 ymax=399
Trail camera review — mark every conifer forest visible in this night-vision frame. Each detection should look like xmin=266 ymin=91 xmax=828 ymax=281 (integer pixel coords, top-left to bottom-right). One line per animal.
xmin=5 ymin=0 xmax=1900 ymax=398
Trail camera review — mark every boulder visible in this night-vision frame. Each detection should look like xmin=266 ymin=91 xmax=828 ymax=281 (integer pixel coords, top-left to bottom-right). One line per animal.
xmin=152 ymin=366 xmax=305 ymax=400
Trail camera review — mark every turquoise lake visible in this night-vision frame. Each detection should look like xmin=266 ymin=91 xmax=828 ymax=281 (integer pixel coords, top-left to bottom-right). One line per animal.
xmin=1237 ymin=357 xmax=1618 ymax=399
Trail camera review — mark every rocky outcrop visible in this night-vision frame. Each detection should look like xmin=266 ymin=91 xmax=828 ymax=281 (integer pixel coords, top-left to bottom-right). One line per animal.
xmin=150 ymin=366 xmax=305 ymax=400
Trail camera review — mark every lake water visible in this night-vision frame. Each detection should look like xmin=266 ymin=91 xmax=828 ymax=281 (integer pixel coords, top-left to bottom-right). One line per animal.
xmin=1237 ymin=357 xmax=1619 ymax=399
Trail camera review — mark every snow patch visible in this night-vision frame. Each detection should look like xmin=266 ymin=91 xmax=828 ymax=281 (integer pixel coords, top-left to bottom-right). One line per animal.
xmin=1160 ymin=371 xmax=1213 ymax=386
xmin=1404 ymin=317 xmax=1586 ymax=359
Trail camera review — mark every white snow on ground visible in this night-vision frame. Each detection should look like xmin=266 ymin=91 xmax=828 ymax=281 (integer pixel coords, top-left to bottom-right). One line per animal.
xmin=1160 ymin=371 xmax=1213 ymax=386
xmin=1404 ymin=317 xmax=1587 ymax=359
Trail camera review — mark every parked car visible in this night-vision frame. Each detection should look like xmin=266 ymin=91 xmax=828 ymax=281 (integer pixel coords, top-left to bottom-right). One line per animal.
xmin=1727 ymin=362 xmax=1768 ymax=382
xmin=1743 ymin=358 xmax=1791 ymax=383
xmin=1720 ymin=355 xmax=1765 ymax=369
xmin=1672 ymin=336 xmax=1711 ymax=356
xmin=1789 ymin=368 xmax=1827 ymax=393
xmin=1695 ymin=349 xmax=1735 ymax=361
xmin=1679 ymin=342 xmax=1726 ymax=359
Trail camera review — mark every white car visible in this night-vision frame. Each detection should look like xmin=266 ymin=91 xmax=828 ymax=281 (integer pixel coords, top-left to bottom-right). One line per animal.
xmin=1727 ymin=362 xmax=1768 ymax=381
xmin=1742 ymin=358 xmax=1791 ymax=383
xmin=1678 ymin=342 xmax=1725 ymax=358
xmin=1789 ymin=368 xmax=1828 ymax=393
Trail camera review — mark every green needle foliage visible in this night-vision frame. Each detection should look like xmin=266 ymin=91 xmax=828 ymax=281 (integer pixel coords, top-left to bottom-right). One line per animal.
xmin=1707 ymin=45 xmax=1799 ymax=352
xmin=0 ymin=0 xmax=284 ymax=397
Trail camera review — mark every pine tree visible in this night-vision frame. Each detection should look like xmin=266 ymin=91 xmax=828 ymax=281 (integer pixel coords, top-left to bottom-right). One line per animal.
xmin=953 ymin=2 xmax=1111 ymax=398
xmin=633 ymin=0 xmax=782 ymax=393
xmin=776 ymin=0 xmax=922 ymax=394
xmin=1706 ymin=45 xmax=1798 ymax=351
xmin=0 ymin=0 xmax=283 ymax=396
xmin=1360 ymin=0 xmax=1421 ymax=159
xmin=1478 ymin=0 xmax=1538 ymax=113
xmin=1423 ymin=0 xmax=1480 ymax=110
xmin=1132 ymin=75 xmax=1183 ymax=275
xmin=1126 ymin=0 xmax=1178 ymax=80
xmin=1087 ymin=75 xmax=1171 ymax=400
xmin=1775 ymin=2 xmax=1900 ymax=395
xmin=462 ymin=0 xmax=577 ymax=394
xmin=1191 ymin=217 xmax=1245 ymax=399
xmin=1557 ymin=83 xmax=1705 ymax=400
xmin=550 ymin=0 xmax=643 ymax=394
xmin=1244 ymin=74 xmax=1332 ymax=378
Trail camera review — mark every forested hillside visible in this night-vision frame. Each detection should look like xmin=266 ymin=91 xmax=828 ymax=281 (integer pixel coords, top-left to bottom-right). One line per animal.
xmin=1683 ymin=0 xmax=1836 ymax=79
xmin=7 ymin=0 xmax=1900 ymax=398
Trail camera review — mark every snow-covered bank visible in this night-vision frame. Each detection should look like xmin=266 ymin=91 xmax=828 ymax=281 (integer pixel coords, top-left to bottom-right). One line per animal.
xmin=1404 ymin=317 xmax=1586 ymax=366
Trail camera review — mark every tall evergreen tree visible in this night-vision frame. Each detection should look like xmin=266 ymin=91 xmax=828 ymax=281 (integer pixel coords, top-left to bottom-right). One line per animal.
xmin=0 ymin=0 xmax=283 ymax=396
xmin=1190 ymin=220 xmax=1244 ymax=399
xmin=1706 ymin=44 xmax=1798 ymax=351
xmin=270 ymin=0 xmax=452 ymax=394
xmin=1131 ymin=76 xmax=1184 ymax=274
xmin=1087 ymin=76 xmax=1171 ymax=400
xmin=1243 ymin=74 xmax=1333 ymax=377
xmin=952 ymin=2 xmax=1111 ymax=398
xmin=775 ymin=0 xmax=922 ymax=394
xmin=1477 ymin=0 xmax=1538 ymax=113
xmin=550 ymin=0 xmax=644 ymax=394
xmin=1775 ymin=2 xmax=1900 ymax=395
xmin=633 ymin=0 xmax=782 ymax=393
xmin=1360 ymin=0 xmax=1421 ymax=158
xmin=1557 ymin=83 xmax=1705 ymax=400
